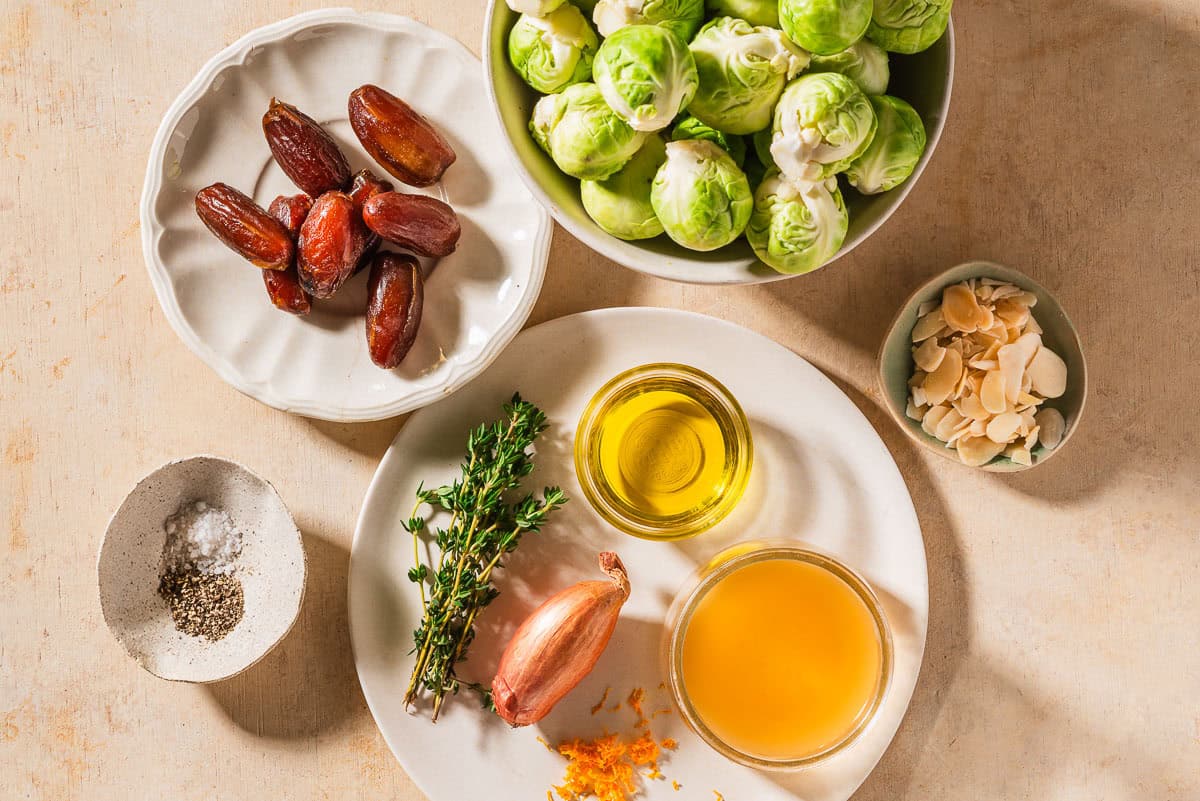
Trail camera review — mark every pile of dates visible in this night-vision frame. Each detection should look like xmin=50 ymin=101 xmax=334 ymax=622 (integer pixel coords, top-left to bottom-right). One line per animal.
xmin=194 ymin=84 xmax=460 ymax=369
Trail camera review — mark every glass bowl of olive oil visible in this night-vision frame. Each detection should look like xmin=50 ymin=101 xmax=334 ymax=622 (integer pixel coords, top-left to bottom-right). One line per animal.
xmin=665 ymin=544 xmax=894 ymax=770
xmin=574 ymin=363 xmax=752 ymax=540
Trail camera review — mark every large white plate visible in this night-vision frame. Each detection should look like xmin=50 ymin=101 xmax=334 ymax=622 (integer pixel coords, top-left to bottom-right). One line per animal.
xmin=140 ymin=9 xmax=551 ymax=421
xmin=349 ymin=308 xmax=927 ymax=801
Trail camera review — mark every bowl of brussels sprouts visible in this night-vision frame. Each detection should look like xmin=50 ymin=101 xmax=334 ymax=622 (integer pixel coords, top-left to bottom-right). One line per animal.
xmin=485 ymin=0 xmax=954 ymax=285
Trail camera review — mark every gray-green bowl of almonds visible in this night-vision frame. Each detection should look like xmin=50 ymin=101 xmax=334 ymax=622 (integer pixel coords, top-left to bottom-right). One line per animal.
xmin=484 ymin=0 xmax=954 ymax=284
xmin=878 ymin=261 xmax=1088 ymax=472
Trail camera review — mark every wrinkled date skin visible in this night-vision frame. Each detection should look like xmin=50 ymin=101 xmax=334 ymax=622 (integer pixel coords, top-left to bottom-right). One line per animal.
xmin=366 ymin=252 xmax=424 ymax=369
xmin=362 ymin=191 xmax=461 ymax=258
xmin=348 ymin=169 xmax=393 ymax=274
xmin=268 ymin=193 xmax=314 ymax=239
xmin=263 ymin=98 xmax=351 ymax=197
xmin=297 ymin=191 xmax=370 ymax=298
xmin=262 ymin=194 xmax=313 ymax=315
xmin=195 ymin=183 xmax=293 ymax=270
xmin=348 ymin=85 xmax=456 ymax=187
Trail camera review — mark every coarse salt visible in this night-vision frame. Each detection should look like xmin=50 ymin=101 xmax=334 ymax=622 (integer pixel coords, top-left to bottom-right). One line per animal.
xmin=160 ymin=500 xmax=243 ymax=576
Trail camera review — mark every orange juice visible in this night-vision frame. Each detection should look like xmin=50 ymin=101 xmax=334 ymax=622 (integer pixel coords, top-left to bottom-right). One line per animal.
xmin=679 ymin=555 xmax=886 ymax=762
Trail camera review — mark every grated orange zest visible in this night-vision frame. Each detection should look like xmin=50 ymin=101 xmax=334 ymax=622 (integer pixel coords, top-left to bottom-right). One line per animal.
xmin=591 ymin=687 xmax=612 ymax=715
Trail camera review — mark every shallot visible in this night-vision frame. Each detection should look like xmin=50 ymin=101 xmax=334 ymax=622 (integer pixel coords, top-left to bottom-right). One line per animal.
xmin=492 ymin=552 xmax=630 ymax=727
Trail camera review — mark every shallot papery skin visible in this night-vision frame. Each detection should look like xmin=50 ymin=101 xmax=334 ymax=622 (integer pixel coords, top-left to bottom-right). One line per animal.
xmin=492 ymin=552 xmax=631 ymax=727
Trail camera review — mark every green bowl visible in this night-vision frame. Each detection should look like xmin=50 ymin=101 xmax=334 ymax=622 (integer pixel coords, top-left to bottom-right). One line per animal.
xmin=878 ymin=261 xmax=1088 ymax=472
xmin=482 ymin=3 xmax=955 ymax=285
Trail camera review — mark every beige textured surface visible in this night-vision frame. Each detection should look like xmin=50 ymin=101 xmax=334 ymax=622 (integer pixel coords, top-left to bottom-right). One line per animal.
xmin=1 ymin=1 xmax=1198 ymax=799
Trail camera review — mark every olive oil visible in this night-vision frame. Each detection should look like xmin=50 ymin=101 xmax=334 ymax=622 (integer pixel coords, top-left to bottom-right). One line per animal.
xmin=597 ymin=387 xmax=726 ymax=517
xmin=679 ymin=555 xmax=887 ymax=763
xmin=576 ymin=365 xmax=751 ymax=539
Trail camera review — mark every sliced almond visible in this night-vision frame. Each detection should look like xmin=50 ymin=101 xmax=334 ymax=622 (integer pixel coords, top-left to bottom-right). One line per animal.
xmin=1035 ymin=408 xmax=1066 ymax=449
xmin=986 ymin=411 xmax=1022 ymax=443
xmin=1026 ymin=346 xmax=1068 ymax=398
xmin=981 ymin=369 xmax=1007 ymax=414
xmin=911 ymin=307 xmax=945 ymax=342
xmin=917 ymin=299 xmax=939 ymax=318
xmin=943 ymin=284 xmax=987 ymax=333
xmin=1004 ymin=444 xmax=1033 ymax=466
xmin=913 ymin=338 xmax=947 ymax=372
xmin=922 ymin=404 xmax=951 ymax=436
xmin=906 ymin=397 xmax=926 ymax=421
xmin=969 ymin=358 xmax=999 ymax=371
xmin=994 ymin=298 xmax=1030 ymax=328
xmin=934 ymin=408 xmax=965 ymax=442
xmin=956 ymin=392 xmax=991 ymax=421
xmin=1015 ymin=291 xmax=1038 ymax=307
xmin=911 ymin=386 xmax=928 ymax=407
xmin=923 ymin=347 xmax=962 ymax=406
xmin=957 ymin=436 xmax=1005 ymax=467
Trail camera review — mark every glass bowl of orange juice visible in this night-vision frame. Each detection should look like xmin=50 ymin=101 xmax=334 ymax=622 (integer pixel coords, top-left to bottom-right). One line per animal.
xmin=665 ymin=543 xmax=893 ymax=769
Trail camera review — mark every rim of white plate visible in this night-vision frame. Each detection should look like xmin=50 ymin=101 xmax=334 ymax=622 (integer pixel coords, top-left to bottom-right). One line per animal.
xmin=348 ymin=307 xmax=928 ymax=801
xmin=140 ymin=8 xmax=552 ymax=421
xmin=482 ymin=7 xmax=955 ymax=285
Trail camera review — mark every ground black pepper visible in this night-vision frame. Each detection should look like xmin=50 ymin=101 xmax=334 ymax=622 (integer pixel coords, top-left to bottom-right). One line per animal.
xmin=158 ymin=569 xmax=245 ymax=640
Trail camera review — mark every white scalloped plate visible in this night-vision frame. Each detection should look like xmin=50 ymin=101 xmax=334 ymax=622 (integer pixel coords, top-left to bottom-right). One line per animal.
xmin=349 ymin=308 xmax=927 ymax=801
xmin=140 ymin=9 xmax=551 ymax=421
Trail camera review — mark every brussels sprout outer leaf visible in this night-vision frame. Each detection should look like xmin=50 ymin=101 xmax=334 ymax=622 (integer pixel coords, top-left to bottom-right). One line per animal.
xmin=508 ymin=6 xmax=599 ymax=94
xmin=808 ymin=38 xmax=890 ymax=95
xmin=845 ymin=94 xmax=926 ymax=194
xmin=581 ymin=135 xmax=668 ymax=239
xmin=593 ymin=24 xmax=699 ymax=133
xmin=687 ymin=16 xmax=810 ymax=136
xmin=778 ymin=0 xmax=873 ymax=56
xmin=866 ymin=0 xmax=952 ymax=54
xmin=650 ymin=139 xmax=753 ymax=251
xmin=747 ymin=171 xmax=848 ymax=273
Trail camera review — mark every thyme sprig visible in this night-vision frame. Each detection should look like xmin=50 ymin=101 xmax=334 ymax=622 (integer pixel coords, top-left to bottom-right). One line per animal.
xmin=402 ymin=394 xmax=567 ymax=721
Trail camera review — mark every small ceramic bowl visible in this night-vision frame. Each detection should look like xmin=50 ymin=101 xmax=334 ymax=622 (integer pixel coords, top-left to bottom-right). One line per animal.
xmin=97 ymin=456 xmax=306 ymax=682
xmin=483 ymin=4 xmax=954 ymax=285
xmin=878 ymin=260 xmax=1088 ymax=472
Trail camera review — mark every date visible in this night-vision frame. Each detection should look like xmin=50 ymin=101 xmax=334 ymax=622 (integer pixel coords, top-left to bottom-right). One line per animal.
xmin=267 ymin=193 xmax=314 ymax=240
xmin=195 ymin=183 xmax=293 ymax=270
xmin=362 ymin=191 xmax=461 ymax=258
xmin=263 ymin=194 xmax=314 ymax=315
xmin=348 ymin=169 xmax=393 ymax=274
xmin=263 ymin=98 xmax=352 ymax=197
xmin=366 ymin=252 xmax=424 ymax=369
xmin=297 ymin=191 xmax=370 ymax=298
xmin=348 ymin=85 xmax=456 ymax=187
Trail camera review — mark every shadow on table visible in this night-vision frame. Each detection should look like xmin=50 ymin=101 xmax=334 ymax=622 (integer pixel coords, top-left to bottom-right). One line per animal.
xmin=205 ymin=528 xmax=365 ymax=739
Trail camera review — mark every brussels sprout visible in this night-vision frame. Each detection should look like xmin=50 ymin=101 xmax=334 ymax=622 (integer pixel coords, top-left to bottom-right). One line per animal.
xmin=508 ymin=5 xmax=599 ymax=94
xmin=845 ymin=94 xmax=926 ymax=194
xmin=581 ymin=135 xmax=668 ymax=239
xmin=808 ymin=38 xmax=889 ymax=95
xmin=592 ymin=0 xmax=706 ymax=42
xmin=705 ymin=0 xmax=779 ymax=27
xmin=866 ymin=0 xmax=952 ymax=54
xmin=529 ymin=92 xmax=565 ymax=155
xmin=593 ymin=25 xmax=699 ymax=133
xmin=778 ymin=0 xmax=872 ymax=55
xmin=687 ymin=17 xmax=810 ymax=136
xmin=651 ymin=139 xmax=753 ymax=251
xmin=507 ymin=0 xmax=567 ymax=14
xmin=770 ymin=72 xmax=876 ymax=182
xmin=542 ymin=83 xmax=648 ymax=179
xmin=747 ymin=171 xmax=848 ymax=274
xmin=670 ymin=115 xmax=746 ymax=167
